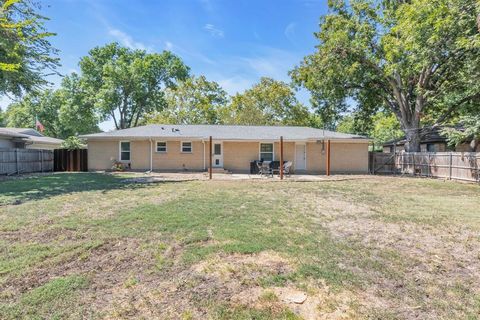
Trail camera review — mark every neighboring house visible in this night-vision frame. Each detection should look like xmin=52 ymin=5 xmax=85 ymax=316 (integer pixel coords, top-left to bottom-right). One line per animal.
xmin=0 ymin=128 xmax=64 ymax=150
xmin=80 ymin=124 xmax=370 ymax=174
xmin=382 ymin=126 xmax=480 ymax=153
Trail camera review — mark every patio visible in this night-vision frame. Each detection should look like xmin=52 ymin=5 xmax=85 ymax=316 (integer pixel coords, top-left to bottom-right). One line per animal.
xmin=106 ymin=171 xmax=373 ymax=183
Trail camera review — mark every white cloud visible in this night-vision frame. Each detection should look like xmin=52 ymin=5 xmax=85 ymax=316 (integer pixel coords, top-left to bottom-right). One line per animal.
xmin=238 ymin=47 xmax=298 ymax=81
xmin=204 ymin=24 xmax=224 ymax=38
xmin=167 ymin=42 xmax=216 ymax=65
xmin=165 ymin=41 xmax=173 ymax=50
xmin=108 ymin=28 xmax=150 ymax=51
xmin=284 ymin=22 xmax=296 ymax=43
xmin=216 ymin=75 xmax=253 ymax=95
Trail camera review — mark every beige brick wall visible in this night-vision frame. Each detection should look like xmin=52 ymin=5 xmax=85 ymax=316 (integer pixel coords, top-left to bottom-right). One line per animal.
xmin=87 ymin=140 xmax=118 ymax=170
xmin=306 ymin=142 xmax=326 ymax=173
xmin=130 ymin=140 xmax=150 ymax=170
xmin=306 ymin=141 xmax=369 ymax=174
xmin=152 ymin=140 xmax=204 ymax=171
xmin=223 ymin=141 xmax=258 ymax=172
xmin=87 ymin=139 xmax=205 ymax=171
xmin=88 ymin=139 xmax=369 ymax=173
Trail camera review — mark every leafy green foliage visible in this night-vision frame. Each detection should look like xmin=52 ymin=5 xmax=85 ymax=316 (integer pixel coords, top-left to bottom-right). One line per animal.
xmin=79 ymin=42 xmax=190 ymax=129
xmin=291 ymin=0 xmax=480 ymax=151
xmin=144 ymin=75 xmax=228 ymax=124
xmin=370 ymin=112 xmax=404 ymax=145
xmin=61 ymin=136 xmax=86 ymax=150
xmin=0 ymin=0 xmax=59 ymax=96
xmin=223 ymin=77 xmax=314 ymax=127
xmin=5 ymin=73 xmax=100 ymax=138
xmin=0 ymin=107 xmax=5 ymax=126
xmin=442 ymin=115 xmax=480 ymax=150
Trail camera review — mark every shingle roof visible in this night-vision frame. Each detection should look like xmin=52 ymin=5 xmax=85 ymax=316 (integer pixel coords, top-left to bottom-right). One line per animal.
xmin=80 ymin=124 xmax=369 ymax=141
xmin=0 ymin=128 xmax=64 ymax=145
xmin=6 ymin=128 xmax=44 ymax=137
xmin=0 ymin=128 xmax=30 ymax=139
xmin=382 ymin=126 xmax=458 ymax=146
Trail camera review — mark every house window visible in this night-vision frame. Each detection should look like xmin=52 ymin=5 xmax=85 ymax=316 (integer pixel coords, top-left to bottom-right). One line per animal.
xmin=156 ymin=141 xmax=167 ymax=152
xmin=426 ymin=143 xmax=436 ymax=152
xmin=181 ymin=141 xmax=192 ymax=153
xmin=120 ymin=141 xmax=130 ymax=161
xmin=214 ymin=143 xmax=221 ymax=155
xmin=260 ymin=143 xmax=274 ymax=161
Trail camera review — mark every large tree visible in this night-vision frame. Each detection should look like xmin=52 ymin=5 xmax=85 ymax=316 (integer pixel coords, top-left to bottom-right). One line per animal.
xmin=0 ymin=0 xmax=59 ymax=96
xmin=291 ymin=0 xmax=480 ymax=151
xmin=337 ymin=110 xmax=403 ymax=144
xmin=144 ymin=75 xmax=228 ymax=125
xmin=79 ymin=43 xmax=190 ymax=129
xmin=223 ymin=77 xmax=314 ymax=126
xmin=5 ymin=73 xmax=100 ymax=138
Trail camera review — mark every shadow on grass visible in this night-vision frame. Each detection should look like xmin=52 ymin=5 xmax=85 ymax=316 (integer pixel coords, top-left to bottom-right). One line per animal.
xmin=0 ymin=172 xmax=180 ymax=205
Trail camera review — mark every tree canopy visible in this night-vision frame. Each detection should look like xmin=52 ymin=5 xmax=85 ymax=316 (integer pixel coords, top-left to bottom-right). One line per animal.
xmin=79 ymin=42 xmax=190 ymax=129
xmin=144 ymin=75 xmax=228 ymax=125
xmin=291 ymin=0 xmax=480 ymax=151
xmin=5 ymin=73 xmax=100 ymax=138
xmin=0 ymin=0 xmax=59 ymax=97
xmin=223 ymin=77 xmax=315 ymax=127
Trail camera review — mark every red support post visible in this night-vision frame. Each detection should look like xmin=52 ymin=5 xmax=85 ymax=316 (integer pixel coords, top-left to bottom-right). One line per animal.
xmin=280 ymin=136 xmax=284 ymax=180
xmin=326 ymin=139 xmax=331 ymax=176
xmin=209 ymin=136 xmax=213 ymax=180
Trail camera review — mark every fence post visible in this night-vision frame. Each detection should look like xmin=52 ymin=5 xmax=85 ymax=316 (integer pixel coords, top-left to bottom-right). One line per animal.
xmin=449 ymin=152 xmax=453 ymax=180
xmin=427 ymin=153 xmax=431 ymax=177
xmin=40 ymin=150 xmax=43 ymax=172
xmin=15 ymin=148 xmax=19 ymax=174
xmin=411 ymin=152 xmax=417 ymax=176
xmin=372 ymin=152 xmax=375 ymax=174
xmin=477 ymin=154 xmax=480 ymax=183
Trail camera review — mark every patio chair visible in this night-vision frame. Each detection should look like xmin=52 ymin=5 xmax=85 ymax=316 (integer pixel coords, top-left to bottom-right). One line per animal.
xmin=258 ymin=161 xmax=272 ymax=176
xmin=283 ymin=161 xmax=293 ymax=176
xmin=273 ymin=161 xmax=293 ymax=177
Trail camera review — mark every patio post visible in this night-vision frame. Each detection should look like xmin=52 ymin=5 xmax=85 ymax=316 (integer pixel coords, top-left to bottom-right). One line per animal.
xmin=280 ymin=136 xmax=284 ymax=180
xmin=209 ymin=136 xmax=212 ymax=180
xmin=326 ymin=139 xmax=331 ymax=176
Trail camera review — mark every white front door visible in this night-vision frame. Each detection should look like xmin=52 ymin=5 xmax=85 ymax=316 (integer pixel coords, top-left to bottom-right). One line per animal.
xmin=295 ymin=143 xmax=306 ymax=170
xmin=213 ymin=143 xmax=223 ymax=167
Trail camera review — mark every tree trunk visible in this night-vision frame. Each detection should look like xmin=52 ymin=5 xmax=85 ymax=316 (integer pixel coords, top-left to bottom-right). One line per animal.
xmin=404 ymin=126 xmax=421 ymax=152
xmin=469 ymin=138 xmax=479 ymax=152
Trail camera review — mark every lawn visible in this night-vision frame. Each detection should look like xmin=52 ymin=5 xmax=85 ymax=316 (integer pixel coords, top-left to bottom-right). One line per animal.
xmin=0 ymin=173 xmax=479 ymax=319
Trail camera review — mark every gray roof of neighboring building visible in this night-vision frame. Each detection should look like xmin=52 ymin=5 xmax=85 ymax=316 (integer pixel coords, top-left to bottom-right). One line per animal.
xmin=80 ymin=124 xmax=369 ymax=141
xmin=6 ymin=128 xmax=44 ymax=137
xmin=382 ymin=126 xmax=462 ymax=146
xmin=0 ymin=128 xmax=30 ymax=139
xmin=0 ymin=128 xmax=64 ymax=145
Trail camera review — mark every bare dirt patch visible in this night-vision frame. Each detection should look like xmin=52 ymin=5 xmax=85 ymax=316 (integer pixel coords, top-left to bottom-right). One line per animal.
xmin=192 ymin=251 xmax=293 ymax=282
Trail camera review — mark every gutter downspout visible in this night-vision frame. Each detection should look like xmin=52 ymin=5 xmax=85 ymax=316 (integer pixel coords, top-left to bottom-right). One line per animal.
xmin=149 ymin=138 xmax=153 ymax=172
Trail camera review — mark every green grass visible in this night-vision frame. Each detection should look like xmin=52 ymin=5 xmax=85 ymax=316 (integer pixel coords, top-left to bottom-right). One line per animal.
xmin=0 ymin=173 xmax=479 ymax=319
xmin=1 ymin=275 xmax=88 ymax=319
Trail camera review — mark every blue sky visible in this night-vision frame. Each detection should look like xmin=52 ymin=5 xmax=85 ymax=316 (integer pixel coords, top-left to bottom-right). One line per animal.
xmin=2 ymin=0 xmax=328 ymax=130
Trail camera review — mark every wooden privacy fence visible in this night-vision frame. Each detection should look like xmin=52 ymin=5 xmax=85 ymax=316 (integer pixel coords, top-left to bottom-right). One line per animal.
xmin=0 ymin=148 xmax=54 ymax=175
xmin=370 ymin=152 xmax=480 ymax=183
xmin=53 ymin=149 xmax=88 ymax=172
